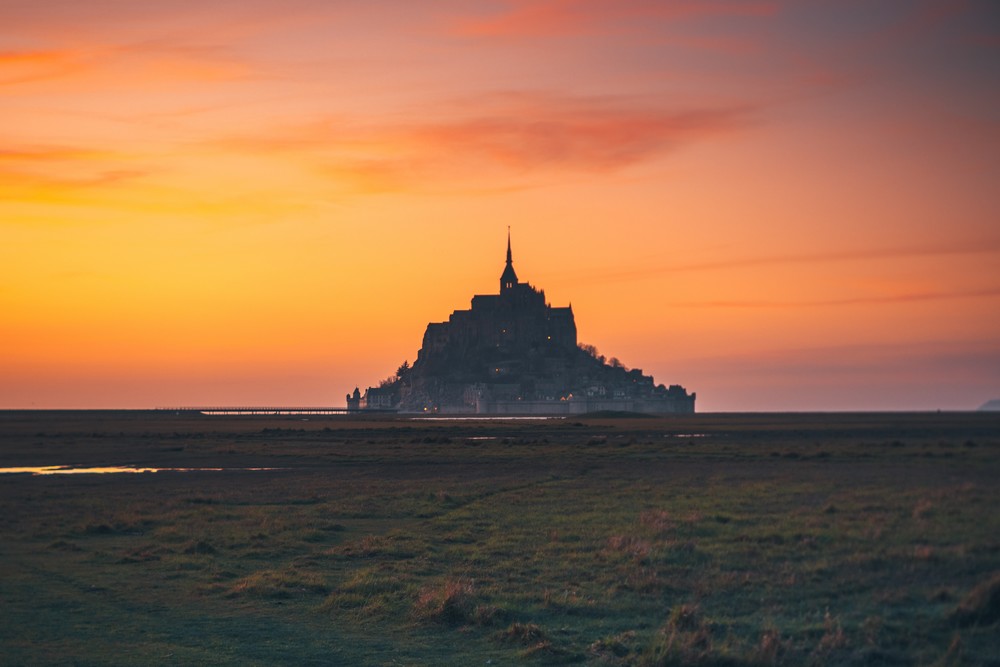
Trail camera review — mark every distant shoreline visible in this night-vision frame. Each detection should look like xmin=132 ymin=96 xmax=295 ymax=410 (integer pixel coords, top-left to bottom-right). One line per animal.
xmin=0 ymin=408 xmax=995 ymax=416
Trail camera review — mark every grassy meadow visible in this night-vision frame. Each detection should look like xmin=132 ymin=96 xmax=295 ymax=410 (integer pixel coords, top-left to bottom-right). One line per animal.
xmin=1 ymin=411 xmax=998 ymax=665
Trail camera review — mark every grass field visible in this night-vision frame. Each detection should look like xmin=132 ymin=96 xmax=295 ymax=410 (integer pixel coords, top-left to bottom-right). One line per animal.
xmin=1 ymin=411 xmax=998 ymax=665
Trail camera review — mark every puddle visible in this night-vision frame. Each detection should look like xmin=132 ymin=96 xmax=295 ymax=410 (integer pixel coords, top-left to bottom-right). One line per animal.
xmin=414 ymin=416 xmax=562 ymax=421
xmin=0 ymin=466 xmax=280 ymax=476
xmin=199 ymin=410 xmax=344 ymax=415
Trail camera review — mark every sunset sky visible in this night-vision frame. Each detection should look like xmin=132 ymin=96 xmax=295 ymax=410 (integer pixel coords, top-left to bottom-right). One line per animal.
xmin=3 ymin=0 xmax=998 ymax=411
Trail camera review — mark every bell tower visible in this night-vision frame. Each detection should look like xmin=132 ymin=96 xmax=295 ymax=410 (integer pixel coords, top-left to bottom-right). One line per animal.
xmin=499 ymin=227 xmax=518 ymax=293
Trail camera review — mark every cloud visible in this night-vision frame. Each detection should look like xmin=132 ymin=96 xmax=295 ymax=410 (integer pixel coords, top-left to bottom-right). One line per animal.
xmin=672 ymin=287 xmax=1000 ymax=310
xmin=551 ymin=238 xmax=1000 ymax=286
xmin=877 ymin=0 xmax=973 ymax=47
xmin=407 ymin=94 xmax=751 ymax=171
xmin=210 ymin=91 xmax=754 ymax=192
xmin=449 ymin=0 xmax=779 ymax=38
xmin=0 ymin=146 xmax=109 ymax=162
xmin=0 ymin=167 xmax=153 ymax=194
xmin=0 ymin=143 xmax=155 ymax=200
xmin=0 ymin=43 xmax=252 ymax=90
xmin=0 ymin=49 xmax=88 ymax=85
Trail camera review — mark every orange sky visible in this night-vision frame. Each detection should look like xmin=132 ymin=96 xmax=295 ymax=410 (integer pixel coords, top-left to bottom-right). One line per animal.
xmin=2 ymin=0 xmax=998 ymax=410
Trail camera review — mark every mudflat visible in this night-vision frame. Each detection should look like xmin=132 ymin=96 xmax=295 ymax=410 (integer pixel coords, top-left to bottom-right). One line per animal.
xmin=1 ymin=411 xmax=998 ymax=665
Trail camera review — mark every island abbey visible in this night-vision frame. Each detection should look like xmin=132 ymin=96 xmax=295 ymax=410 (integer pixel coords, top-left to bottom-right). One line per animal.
xmin=347 ymin=233 xmax=695 ymax=415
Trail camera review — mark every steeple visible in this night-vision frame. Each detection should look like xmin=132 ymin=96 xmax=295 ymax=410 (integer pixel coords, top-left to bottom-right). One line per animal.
xmin=500 ymin=226 xmax=518 ymax=293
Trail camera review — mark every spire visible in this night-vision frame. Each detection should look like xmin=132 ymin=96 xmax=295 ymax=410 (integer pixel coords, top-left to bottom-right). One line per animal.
xmin=506 ymin=226 xmax=512 ymax=266
xmin=500 ymin=226 xmax=518 ymax=293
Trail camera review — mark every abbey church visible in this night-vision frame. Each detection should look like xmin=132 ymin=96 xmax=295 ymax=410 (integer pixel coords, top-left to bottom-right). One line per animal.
xmin=347 ymin=233 xmax=695 ymax=415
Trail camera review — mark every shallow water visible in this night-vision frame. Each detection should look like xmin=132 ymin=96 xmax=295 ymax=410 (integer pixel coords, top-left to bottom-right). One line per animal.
xmin=0 ymin=466 xmax=279 ymax=475
xmin=414 ymin=416 xmax=561 ymax=421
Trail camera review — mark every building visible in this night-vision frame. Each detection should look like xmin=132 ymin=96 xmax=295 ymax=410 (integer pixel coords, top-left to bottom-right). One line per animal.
xmin=348 ymin=232 xmax=695 ymax=415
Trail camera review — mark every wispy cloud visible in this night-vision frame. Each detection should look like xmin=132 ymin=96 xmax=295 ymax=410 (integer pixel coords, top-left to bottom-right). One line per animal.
xmin=672 ymin=287 xmax=1000 ymax=310
xmin=0 ymin=145 xmax=109 ymax=162
xmin=672 ymin=337 xmax=1000 ymax=382
xmin=876 ymin=0 xmax=973 ymax=47
xmin=449 ymin=0 xmax=778 ymax=38
xmin=0 ymin=43 xmax=252 ymax=89
xmin=210 ymin=91 xmax=754 ymax=192
xmin=0 ymin=49 xmax=88 ymax=86
xmin=549 ymin=238 xmax=1000 ymax=285
xmin=0 ymin=166 xmax=153 ymax=194
xmin=0 ymin=143 xmax=154 ymax=199
xmin=407 ymin=95 xmax=751 ymax=171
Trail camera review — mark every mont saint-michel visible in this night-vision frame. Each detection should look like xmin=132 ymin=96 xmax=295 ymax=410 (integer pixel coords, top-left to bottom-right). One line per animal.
xmin=348 ymin=234 xmax=695 ymax=415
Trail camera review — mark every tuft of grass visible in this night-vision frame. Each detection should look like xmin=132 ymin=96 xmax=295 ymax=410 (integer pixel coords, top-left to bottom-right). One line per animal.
xmin=498 ymin=622 xmax=546 ymax=644
xmin=640 ymin=509 xmax=675 ymax=534
xmin=607 ymin=534 xmax=653 ymax=561
xmin=642 ymin=603 xmax=716 ymax=666
xmin=411 ymin=578 xmax=496 ymax=627
xmin=183 ymin=540 xmax=217 ymax=555
xmin=83 ymin=523 xmax=115 ymax=535
xmin=912 ymin=498 xmax=934 ymax=519
xmin=117 ymin=544 xmax=173 ymax=563
xmin=518 ymin=639 xmax=570 ymax=661
xmin=227 ymin=568 xmax=328 ymax=599
xmin=588 ymin=630 xmax=636 ymax=660
xmin=951 ymin=572 xmax=1000 ymax=627
xmin=751 ymin=628 xmax=789 ymax=665
xmin=810 ymin=611 xmax=846 ymax=662
xmin=666 ymin=602 xmax=703 ymax=633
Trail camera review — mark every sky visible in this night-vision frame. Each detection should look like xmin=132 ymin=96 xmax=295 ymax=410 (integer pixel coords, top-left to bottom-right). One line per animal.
xmin=2 ymin=0 xmax=998 ymax=411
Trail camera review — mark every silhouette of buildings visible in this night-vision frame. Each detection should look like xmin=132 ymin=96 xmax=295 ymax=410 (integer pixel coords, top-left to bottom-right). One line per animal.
xmin=347 ymin=232 xmax=695 ymax=414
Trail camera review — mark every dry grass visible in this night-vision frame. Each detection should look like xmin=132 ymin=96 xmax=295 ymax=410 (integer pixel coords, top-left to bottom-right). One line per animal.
xmin=227 ymin=568 xmax=329 ymax=598
xmin=952 ymin=572 xmax=1000 ymax=627
xmin=411 ymin=578 xmax=500 ymax=627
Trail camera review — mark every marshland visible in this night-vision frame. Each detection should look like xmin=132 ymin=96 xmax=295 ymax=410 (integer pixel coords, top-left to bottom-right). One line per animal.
xmin=1 ymin=411 xmax=998 ymax=665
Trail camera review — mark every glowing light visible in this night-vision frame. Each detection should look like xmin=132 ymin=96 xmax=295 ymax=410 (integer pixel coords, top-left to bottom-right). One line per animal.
xmin=0 ymin=2 xmax=996 ymax=411
xmin=0 ymin=466 xmax=280 ymax=475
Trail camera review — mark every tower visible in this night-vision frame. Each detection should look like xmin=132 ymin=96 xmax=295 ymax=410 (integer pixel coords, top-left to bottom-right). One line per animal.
xmin=499 ymin=227 xmax=519 ymax=293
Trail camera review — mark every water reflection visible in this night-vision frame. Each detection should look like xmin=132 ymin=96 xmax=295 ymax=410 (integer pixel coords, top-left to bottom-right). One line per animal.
xmin=0 ymin=466 xmax=278 ymax=475
xmin=415 ymin=416 xmax=560 ymax=421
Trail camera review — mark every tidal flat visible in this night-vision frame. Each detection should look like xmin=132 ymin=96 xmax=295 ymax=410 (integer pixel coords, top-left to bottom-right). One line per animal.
xmin=1 ymin=411 xmax=998 ymax=665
